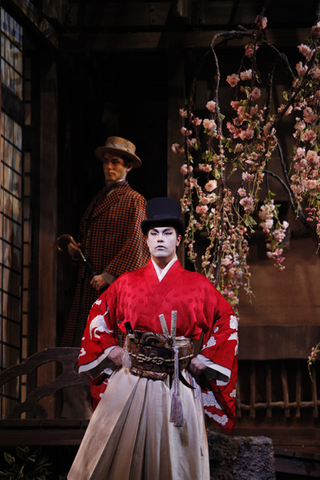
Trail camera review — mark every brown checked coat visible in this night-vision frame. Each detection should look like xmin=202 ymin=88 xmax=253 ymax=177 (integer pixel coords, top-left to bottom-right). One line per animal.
xmin=62 ymin=181 xmax=150 ymax=347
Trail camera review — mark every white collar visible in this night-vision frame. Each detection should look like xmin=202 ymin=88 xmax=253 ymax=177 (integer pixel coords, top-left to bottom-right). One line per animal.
xmin=151 ymin=255 xmax=178 ymax=282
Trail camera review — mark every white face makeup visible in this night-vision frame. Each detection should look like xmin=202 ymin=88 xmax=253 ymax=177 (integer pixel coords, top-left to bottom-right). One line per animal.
xmin=147 ymin=226 xmax=181 ymax=267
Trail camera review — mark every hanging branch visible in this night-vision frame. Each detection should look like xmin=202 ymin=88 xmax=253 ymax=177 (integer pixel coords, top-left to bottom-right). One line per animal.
xmin=173 ymin=3 xmax=320 ymax=312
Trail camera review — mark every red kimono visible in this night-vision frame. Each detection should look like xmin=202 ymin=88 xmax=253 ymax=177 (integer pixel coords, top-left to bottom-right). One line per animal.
xmin=79 ymin=259 xmax=238 ymax=433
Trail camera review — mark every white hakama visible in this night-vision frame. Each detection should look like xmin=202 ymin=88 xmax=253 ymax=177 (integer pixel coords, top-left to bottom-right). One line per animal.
xmin=68 ymin=368 xmax=210 ymax=480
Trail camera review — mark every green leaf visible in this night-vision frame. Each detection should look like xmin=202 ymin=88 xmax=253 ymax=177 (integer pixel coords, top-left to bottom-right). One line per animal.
xmin=36 ymin=455 xmax=50 ymax=467
xmin=282 ymin=90 xmax=290 ymax=101
xmin=243 ymin=216 xmax=257 ymax=227
xmin=4 ymin=453 xmax=15 ymax=465
xmin=15 ymin=447 xmax=27 ymax=462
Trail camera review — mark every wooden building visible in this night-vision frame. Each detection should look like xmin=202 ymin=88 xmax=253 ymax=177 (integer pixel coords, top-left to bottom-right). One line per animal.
xmin=0 ymin=0 xmax=319 ymax=476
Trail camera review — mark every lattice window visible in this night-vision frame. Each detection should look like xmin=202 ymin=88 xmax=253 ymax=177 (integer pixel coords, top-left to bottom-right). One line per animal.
xmin=0 ymin=9 xmax=23 ymax=417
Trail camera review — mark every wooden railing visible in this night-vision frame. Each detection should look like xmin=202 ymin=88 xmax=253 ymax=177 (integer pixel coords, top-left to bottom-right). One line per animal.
xmin=236 ymin=359 xmax=319 ymax=420
xmin=0 ymin=348 xmax=319 ymax=450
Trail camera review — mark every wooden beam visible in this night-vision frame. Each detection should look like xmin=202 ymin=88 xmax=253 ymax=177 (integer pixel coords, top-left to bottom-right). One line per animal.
xmin=60 ymin=28 xmax=311 ymax=52
xmin=67 ymin=2 xmax=171 ymax=28
xmin=65 ymin=1 xmax=318 ymax=29
xmin=239 ymin=326 xmax=320 ymax=360
xmin=233 ymin=427 xmax=320 ymax=448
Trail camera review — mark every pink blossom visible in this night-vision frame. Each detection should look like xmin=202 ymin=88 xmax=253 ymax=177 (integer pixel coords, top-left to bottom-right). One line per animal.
xmin=261 ymin=218 xmax=273 ymax=233
xmin=237 ymin=106 xmax=247 ymax=118
xmin=179 ymin=108 xmax=188 ymax=118
xmin=306 ymin=150 xmax=319 ymax=164
xmin=200 ymin=196 xmax=210 ymax=205
xmin=245 ymin=43 xmax=258 ymax=58
xmin=230 ymin=100 xmax=240 ymax=111
xmin=296 ymin=61 xmax=308 ymax=76
xmin=237 ymin=188 xmax=247 ymax=197
xmin=205 ymin=180 xmax=217 ymax=192
xmin=250 ymin=105 xmax=258 ymax=116
xmin=302 ymin=130 xmax=317 ymax=143
xmin=239 ymin=129 xmax=254 ymax=141
xmin=240 ymin=69 xmax=252 ymax=81
xmin=290 ymin=184 xmax=302 ymax=194
xmin=302 ymin=179 xmax=318 ymax=189
xmin=273 ymin=229 xmax=286 ymax=242
xmin=206 ymin=100 xmax=216 ymax=112
xmin=294 ymin=158 xmax=308 ymax=171
xmin=311 ymin=21 xmax=320 ymax=37
xmin=196 ymin=205 xmax=208 ymax=215
xmin=199 ymin=163 xmax=212 ymax=172
xmin=180 ymin=127 xmax=190 ymax=136
xmin=227 ymin=122 xmax=236 ymax=133
xmin=242 ymin=172 xmax=254 ymax=182
xmin=298 ymin=44 xmax=314 ymax=60
xmin=221 ymin=255 xmax=233 ymax=267
xmin=239 ymin=130 xmax=247 ymax=141
xmin=192 ymin=116 xmax=202 ymax=126
xmin=187 ymin=138 xmax=197 ymax=147
xmin=312 ymin=68 xmax=320 ymax=80
xmin=240 ymin=196 xmax=255 ymax=213
xmin=245 ymin=129 xmax=255 ymax=139
xmin=303 ymin=107 xmax=319 ymax=123
xmin=259 ymin=203 xmax=275 ymax=220
xmin=233 ymin=128 xmax=243 ymax=140
xmin=181 ymin=164 xmax=188 ymax=175
xmin=249 ymin=88 xmax=261 ymax=101
xmin=285 ymin=106 xmax=293 ymax=116
xmin=203 ymin=118 xmax=217 ymax=132
xmin=226 ymin=73 xmax=240 ymax=87
xmin=255 ymin=15 xmax=268 ymax=29
xmin=294 ymin=120 xmax=306 ymax=132
xmin=172 ymin=143 xmax=184 ymax=155
xmin=295 ymin=147 xmax=305 ymax=159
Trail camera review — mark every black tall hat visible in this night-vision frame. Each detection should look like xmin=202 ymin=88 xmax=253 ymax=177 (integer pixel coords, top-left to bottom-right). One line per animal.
xmin=141 ymin=197 xmax=185 ymax=236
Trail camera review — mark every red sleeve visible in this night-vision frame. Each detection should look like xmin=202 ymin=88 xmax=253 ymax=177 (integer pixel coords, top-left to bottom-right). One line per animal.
xmin=78 ymin=287 xmax=119 ymax=375
xmin=200 ymin=286 xmax=238 ymax=433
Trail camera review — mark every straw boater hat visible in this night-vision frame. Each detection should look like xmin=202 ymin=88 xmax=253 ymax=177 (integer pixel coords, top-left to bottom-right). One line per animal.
xmin=141 ymin=197 xmax=185 ymax=236
xmin=95 ymin=136 xmax=142 ymax=168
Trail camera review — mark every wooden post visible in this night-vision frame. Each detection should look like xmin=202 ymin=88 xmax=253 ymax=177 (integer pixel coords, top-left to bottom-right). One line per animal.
xmin=167 ymin=49 xmax=186 ymax=266
xmin=37 ymin=57 xmax=58 ymax=416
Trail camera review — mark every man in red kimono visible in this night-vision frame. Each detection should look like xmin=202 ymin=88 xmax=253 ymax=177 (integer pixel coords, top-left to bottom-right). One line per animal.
xmin=68 ymin=197 xmax=238 ymax=480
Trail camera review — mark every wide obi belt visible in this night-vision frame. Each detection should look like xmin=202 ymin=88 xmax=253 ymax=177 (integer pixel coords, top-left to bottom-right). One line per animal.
xmin=126 ymin=331 xmax=194 ymax=381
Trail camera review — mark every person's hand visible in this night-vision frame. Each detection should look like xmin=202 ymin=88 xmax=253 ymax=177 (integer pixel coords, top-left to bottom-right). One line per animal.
xmin=108 ymin=346 xmax=124 ymax=366
xmin=90 ymin=274 xmax=108 ymax=291
xmin=189 ymin=357 xmax=207 ymax=376
xmin=67 ymin=242 xmax=81 ymax=259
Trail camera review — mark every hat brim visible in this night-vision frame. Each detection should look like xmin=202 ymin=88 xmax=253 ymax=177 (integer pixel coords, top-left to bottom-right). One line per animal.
xmin=95 ymin=146 xmax=142 ymax=168
xmin=141 ymin=217 xmax=185 ymax=236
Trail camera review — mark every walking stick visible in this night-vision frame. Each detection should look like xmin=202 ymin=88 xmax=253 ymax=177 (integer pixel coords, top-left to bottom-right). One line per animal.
xmin=56 ymin=234 xmax=97 ymax=278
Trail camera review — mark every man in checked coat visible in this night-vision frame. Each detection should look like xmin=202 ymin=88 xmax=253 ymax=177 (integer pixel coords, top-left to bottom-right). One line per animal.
xmin=61 ymin=136 xmax=150 ymax=350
